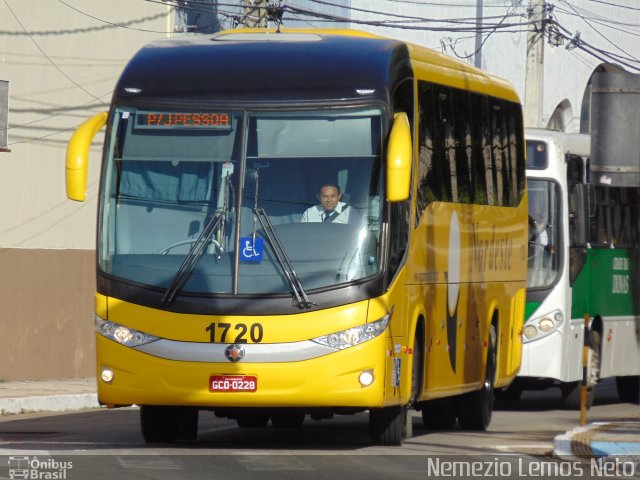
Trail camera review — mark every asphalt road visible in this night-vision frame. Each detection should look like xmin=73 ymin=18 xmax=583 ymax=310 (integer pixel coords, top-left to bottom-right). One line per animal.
xmin=0 ymin=379 xmax=636 ymax=480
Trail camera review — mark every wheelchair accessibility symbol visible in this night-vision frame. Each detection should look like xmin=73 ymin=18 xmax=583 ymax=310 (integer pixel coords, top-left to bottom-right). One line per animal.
xmin=240 ymin=237 xmax=264 ymax=262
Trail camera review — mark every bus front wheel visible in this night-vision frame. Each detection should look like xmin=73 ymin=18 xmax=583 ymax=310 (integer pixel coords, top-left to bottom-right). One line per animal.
xmin=369 ymin=405 xmax=406 ymax=446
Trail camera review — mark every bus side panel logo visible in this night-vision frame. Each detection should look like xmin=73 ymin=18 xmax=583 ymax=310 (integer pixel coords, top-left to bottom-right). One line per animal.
xmin=446 ymin=211 xmax=461 ymax=373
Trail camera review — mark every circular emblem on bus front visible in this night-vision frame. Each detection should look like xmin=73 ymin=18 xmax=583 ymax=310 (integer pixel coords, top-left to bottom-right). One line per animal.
xmin=224 ymin=344 xmax=245 ymax=363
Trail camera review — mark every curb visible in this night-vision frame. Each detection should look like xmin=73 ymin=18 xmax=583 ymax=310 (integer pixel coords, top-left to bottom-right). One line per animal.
xmin=0 ymin=394 xmax=99 ymax=416
xmin=554 ymin=424 xmax=593 ymax=460
xmin=554 ymin=422 xmax=640 ymax=461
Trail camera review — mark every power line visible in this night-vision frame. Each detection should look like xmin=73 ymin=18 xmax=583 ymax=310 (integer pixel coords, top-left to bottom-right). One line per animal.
xmin=446 ymin=2 xmax=521 ymax=60
xmin=549 ymin=18 xmax=640 ymax=71
xmin=56 ymin=0 xmax=171 ymax=34
xmin=7 ymin=121 xmax=86 ymax=147
xmin=146 ymin=0 xmax=532 ymax=33
xmin=558 ymin=0 xmax=640 ymax=63
xmin=2 ymin=92 xmax=113 ymax=134
xmin=585 ymin=0 xmax=640 ymax=12
xmin=303 ymin=0 xmax=521 ymax=25
xmin=554 ymin=2 xmax=640 ymax=32
xmin=283 ymin=2 xmax=530 ymax=32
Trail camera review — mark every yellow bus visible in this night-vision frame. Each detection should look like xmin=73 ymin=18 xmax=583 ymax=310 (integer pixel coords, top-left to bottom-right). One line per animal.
xmin=66 ymin=29 xmax=527 ymax=446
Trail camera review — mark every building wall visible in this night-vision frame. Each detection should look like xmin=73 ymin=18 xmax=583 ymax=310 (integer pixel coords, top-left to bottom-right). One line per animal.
xmin=0 ymin=1 xmax=172 ymax=380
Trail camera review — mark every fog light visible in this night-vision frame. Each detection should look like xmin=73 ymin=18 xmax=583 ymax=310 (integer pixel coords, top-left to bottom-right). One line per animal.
xmin=359 ymin=370 xmax=374 ymax=387
xmin=101 ymin=368 xmax=114 ymax=384
xmin=523 ymin=325 xmax=538 ymax=340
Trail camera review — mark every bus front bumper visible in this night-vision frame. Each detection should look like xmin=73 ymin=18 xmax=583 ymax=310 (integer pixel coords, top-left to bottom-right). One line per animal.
xmin=95 ymin=333 xmax=389 ymax=409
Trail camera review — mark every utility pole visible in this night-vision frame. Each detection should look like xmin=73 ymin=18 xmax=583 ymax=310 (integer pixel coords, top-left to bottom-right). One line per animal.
xmin=524 ymin=0 xmax=546 ymax=128
xmin=474 ymin=0 xmax=483 ymax=69
xmin=174 ymin=0 xmax=190 ymax=34
xmin=241 ymin=0 xmax=269 ymax=28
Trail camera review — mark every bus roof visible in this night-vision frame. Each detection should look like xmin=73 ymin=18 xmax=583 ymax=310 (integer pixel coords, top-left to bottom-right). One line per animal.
xmin=114 ymin=29 xmax=409 ymax=106
xmin=113 ymin=28 xmax=520 ymax=106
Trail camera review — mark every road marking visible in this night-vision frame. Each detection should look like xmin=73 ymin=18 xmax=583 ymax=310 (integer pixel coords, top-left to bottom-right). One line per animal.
xmin=116 ymin=456 xmax=183 ymax=470
xmin=493 ymin=444 xmax=554 ymax=455
xmin=237 ymin=455 xmax=313 ymax=471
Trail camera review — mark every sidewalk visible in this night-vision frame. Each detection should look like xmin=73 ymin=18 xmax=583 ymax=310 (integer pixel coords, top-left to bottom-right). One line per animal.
xmin=0 ymin=378 xmax=98 ymax=415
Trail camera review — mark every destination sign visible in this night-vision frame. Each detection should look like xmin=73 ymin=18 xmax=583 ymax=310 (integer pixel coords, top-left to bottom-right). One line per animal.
xmin=136 ymin=112 xmax=231 ymax=129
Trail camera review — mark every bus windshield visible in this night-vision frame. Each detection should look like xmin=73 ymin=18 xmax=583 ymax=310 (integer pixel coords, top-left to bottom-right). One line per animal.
xmin=527 ymin=178 xmax=561 ymax=288
xmin=99 ymin=107 xmax=384 ymax=297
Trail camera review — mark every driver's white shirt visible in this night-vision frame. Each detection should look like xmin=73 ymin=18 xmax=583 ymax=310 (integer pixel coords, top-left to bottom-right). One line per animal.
xmin=300 ymin=202 xmax=350 ymax=223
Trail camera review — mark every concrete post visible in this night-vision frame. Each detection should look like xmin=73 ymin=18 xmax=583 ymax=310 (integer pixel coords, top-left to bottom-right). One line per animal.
xmin=524 ymin=0 xmax=545 ymax=128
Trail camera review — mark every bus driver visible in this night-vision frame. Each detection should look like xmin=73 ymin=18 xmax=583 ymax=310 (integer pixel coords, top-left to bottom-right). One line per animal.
xmin=301 ymin=183 xmax=352 ymax=224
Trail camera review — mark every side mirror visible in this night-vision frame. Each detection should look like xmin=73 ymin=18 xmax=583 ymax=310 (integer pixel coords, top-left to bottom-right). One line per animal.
xmin=386 ymin=112 xmax=412 ymax=202
xmin=65 ymin=112 xmax=107 ymax=202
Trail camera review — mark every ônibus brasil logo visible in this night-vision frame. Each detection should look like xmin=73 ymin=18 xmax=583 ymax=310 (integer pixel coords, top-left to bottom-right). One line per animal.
xmin=8 ymin=456 xmax=73 ymax=479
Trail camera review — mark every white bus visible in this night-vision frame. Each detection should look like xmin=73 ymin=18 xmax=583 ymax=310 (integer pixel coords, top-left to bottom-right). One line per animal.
xmin=502 ymin=128 xmax=640 ymax=408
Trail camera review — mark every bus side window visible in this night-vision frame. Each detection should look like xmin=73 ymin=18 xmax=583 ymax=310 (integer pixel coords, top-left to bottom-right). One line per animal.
xmin=388 ymin=200 xmax=409 ymax=282
xmin=416 ymin=82 xmax=451 ymax=211
xmin=451 ymin=90 xmax=473 ymax=204
xmin=480 ymin=97 xmax=496 ymax=206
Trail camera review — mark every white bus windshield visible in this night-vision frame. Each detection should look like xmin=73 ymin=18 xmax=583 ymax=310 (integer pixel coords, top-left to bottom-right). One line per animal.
xmin=99 ymin=107 xmax=384 ymax=297
xmin=527 ymin=179 xmax=562 ymax=288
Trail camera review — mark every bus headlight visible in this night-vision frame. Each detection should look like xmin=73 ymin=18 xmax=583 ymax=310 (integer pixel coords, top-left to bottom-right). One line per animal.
xmin=522 ymin=310 xmax=563 ymax=343
xmin=95 ymin=316 xmax=159 ymax=347
xmin=312 ymin=314 xmax=390 ymax=350
xmin=523 ymin=325 xmax=538 ymax=340
xmin=538 ymin=318 xmax=554 ymax=333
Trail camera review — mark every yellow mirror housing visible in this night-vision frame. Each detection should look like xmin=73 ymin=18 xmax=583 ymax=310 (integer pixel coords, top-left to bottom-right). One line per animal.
xmin=386 ymin=112 xmax=412 ymax=202
xmin=65 ymin=112 xmax=107 ymax=201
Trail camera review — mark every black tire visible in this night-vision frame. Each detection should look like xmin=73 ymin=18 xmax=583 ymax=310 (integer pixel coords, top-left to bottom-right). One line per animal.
xmin=456 ymin=325 xmax=496 ymax=431
xmin=561 ymin=330 xmax=600 ymax=410
xmin=369 ymin=405 xmax=406 ymax=446
xmin=616 ymin=376 xmax=640 ymax=404
xmin=271 ymin=410 xmax=305 ymax=428
xmin=140 ymin=406 xmax=180 ymax=443
xmin=411 ymin=329 xmax=424 ymax=405
xmin=421 ymin=398 xmax=457 ymax=430
xmin=560 ymin=381 xmax=594 ymax=409
xmin=236 ymin=412 xmax=270 ymax=428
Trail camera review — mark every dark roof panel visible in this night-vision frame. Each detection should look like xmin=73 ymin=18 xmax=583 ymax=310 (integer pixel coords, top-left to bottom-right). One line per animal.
xmin=114 ymin=31 xmax=411 ymax=105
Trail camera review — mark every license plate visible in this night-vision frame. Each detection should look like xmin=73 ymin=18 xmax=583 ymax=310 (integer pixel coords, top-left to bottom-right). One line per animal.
xmin=209 ymin=375 xmax=257 ymax=392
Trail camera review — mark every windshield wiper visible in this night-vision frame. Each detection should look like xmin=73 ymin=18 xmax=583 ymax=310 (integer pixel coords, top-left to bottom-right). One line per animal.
xmin=253 ymin=207 xmax=314 ymax=309
xmin=161 ymin=211 xmax=224 ymax=307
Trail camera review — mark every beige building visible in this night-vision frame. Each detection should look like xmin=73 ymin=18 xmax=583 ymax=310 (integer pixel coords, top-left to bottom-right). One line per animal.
xmin=0 ymin=2 xmax=177 ymax=380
